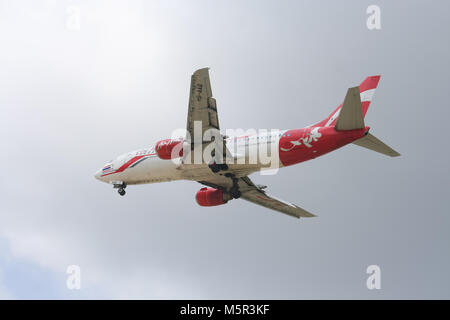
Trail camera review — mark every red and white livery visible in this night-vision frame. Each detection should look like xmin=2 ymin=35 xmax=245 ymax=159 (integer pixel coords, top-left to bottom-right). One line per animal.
xmin=95 ymin=68 xmax=399 ymax=218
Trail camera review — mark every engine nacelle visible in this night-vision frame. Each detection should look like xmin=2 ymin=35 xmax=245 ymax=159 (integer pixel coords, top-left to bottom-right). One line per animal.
xmin=196 ymin=187 xmax=231 ymax=207
xmin=155 ymin=138 xmax=183 ymax=160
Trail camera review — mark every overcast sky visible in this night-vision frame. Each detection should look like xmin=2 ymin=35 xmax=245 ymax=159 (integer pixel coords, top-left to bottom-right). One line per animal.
xmin=0 ymin=0 xmax=449 ymax=299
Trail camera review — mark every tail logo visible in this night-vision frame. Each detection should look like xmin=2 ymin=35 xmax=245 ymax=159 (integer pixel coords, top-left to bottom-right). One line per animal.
xmin=280 ymin=127 xmax=322 ymax=152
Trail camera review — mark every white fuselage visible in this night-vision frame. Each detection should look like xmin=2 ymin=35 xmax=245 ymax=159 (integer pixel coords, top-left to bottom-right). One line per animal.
xmin=94 ymin=131 xmax=285 ymax=186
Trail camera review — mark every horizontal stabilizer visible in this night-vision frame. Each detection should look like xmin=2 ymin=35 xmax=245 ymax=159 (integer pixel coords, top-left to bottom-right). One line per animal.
xmin=353 ymin=133 xmax=400 ymax=157
xmin=335 ymin=87 xmax=365 ymax=131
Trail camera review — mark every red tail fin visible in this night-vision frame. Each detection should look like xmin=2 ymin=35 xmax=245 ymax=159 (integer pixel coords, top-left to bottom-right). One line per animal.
xmin=312 ymin=75 xmax=381 ymax=127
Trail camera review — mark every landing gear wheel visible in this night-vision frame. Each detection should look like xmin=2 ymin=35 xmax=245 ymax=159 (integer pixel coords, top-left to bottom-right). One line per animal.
xmin=209 ymin=162 xmax=228 ymax=173
xmin=229 ymin=175 xmax=241 ymax=199
xmin=118 ymin=188 xmax=126 ymax=196
xmin=208 ymin=162 xmax=220 ymax=173
xmin=230 ymin=187 xmax=241 ymax=199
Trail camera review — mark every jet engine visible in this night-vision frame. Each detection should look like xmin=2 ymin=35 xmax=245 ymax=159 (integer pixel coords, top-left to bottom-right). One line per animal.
xmin=195 ymin=187 xmax=232 ymax=207
xmin=155 ymin=139 xmax=183 ymax=160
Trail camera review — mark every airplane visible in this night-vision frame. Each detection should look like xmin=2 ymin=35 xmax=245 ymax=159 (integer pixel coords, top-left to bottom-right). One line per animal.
xmin=94 ymin=68 xmax=399 ymax=219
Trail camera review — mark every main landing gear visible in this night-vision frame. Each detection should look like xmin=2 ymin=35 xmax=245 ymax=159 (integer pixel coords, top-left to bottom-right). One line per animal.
xmin=208 ymin=161 xmax=240 ymax=199
xmin=208 ymin=161 xmax=228 ymax=173
xmin=226 ymin=174 xmax=241 ymax=199
xmin=229 ymin=186 xmax=241 ymax=199
xmin=113 ymin=182 xmax=127 ymax=196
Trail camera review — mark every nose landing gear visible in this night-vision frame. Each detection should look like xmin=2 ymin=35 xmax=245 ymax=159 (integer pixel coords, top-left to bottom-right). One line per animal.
xmin=113 ymin=182 xmax=127 ymax=196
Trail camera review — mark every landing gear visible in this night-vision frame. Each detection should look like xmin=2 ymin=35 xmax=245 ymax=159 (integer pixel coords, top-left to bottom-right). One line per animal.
xmin=208 ymin=162 xmax=228 ymax=173
xmin=209 ymin=162 xmax=220 ymax=173
xmin=113 ymin=182 xmax=127 ymax=196
xmin=229 ymin=186 xmax=241 ymax=199
xmin=229 ymin=176 xmax=241 ymax=199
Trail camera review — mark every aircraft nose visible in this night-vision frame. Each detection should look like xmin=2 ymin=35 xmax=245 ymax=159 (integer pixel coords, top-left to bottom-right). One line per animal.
xmin=94 ymin=170 xmax=102 ymax=180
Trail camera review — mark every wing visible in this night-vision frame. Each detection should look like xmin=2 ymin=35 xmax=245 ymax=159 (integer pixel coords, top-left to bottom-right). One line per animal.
xmin=185 ymin=68 xmax=229 ymax=163
xmin=199 ymin=175 xmax=316 ymax=219
xmin=241 ymin=189 xmax=316 ymax=219
xmin=187 ymin=68 xmax=220 ymax=141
